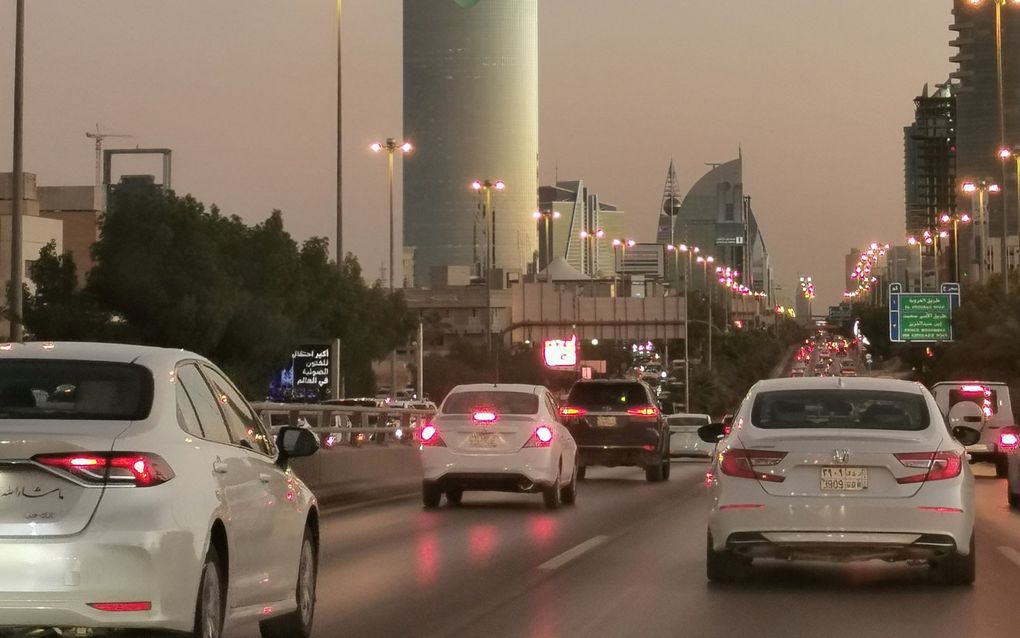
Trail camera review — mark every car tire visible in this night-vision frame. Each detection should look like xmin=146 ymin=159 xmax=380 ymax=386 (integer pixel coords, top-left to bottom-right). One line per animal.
xmin=561 ymin=462 xmax=578 ymax=505
xmin=933 ymin=534 xmax=976 ymax=586
xmin=543 ymin=469 xmax=562 ymax=510
xmin=423 ymin=481 xmax=442 ymax=509
xmin=661 ymin=456 xmax=671 ymax=481
xmin=193 ymin=545 xmax=225 ymax=638
xmin=577 ymin=465 xmax=587 ymax=481
xmin=706 ymin=531 xmax=750 ymax=583
xmin=995 ymin=456 xmax=1009 ymax=478
xmin=445 ymin=488 xmax=463 ymax=506
xmin=645 ymin=461 xmax=664 ymax=482
xmin=260 ymin=527 xmax=317 ymax=638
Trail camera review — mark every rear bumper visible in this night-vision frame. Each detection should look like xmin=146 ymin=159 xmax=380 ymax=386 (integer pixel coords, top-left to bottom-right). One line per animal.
xmin=0 ymin=529 xmax=201 ymax=631
xmin=719 ymin=530 xmax=962 ymax=562
xmin=421 ymin=448 xmax=559 ymax=487
xmin=578 ymin=445 xmax=659 ymax=468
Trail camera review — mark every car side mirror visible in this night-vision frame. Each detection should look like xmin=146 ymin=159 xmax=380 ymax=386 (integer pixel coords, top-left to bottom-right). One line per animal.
xmin=277 ymin=426 xmax=319 ymax=465
xmin=697 ymin=423 xmax=727 ymax=444
xmin=951 ymin=425 xmax=980 ymax=447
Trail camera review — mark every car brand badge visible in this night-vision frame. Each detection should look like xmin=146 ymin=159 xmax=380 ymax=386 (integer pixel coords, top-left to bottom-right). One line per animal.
xmin=833 ymin=449 xmax=850 ymax=464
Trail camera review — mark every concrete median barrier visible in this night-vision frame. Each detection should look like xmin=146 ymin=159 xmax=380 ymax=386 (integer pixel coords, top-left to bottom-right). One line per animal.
xmin=288 ymin=444 xmax=423 ymax=505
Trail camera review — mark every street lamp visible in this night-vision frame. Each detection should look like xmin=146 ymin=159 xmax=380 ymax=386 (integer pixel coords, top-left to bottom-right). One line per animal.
xmin=906 ymin=235 xmax=924 ymax=292
xmin=533 ymin=209 xmax=560 ymax=272
xmin=678 ymin=244 xmax=699 ymax=411
xmin=961 ymin=179 xmax=1001 ymax=283
xmin=998 ymin=146 xmax=1020 ymax=289
xmin=370 ymin=138 xmax=413 ymax=399
xmin=471 ymin=179 xmax=506 ymax=360
xmin=939 ymin=212 xmax=973 ymax=284
xmin=697 ymin=255 xmax=715 ymax=371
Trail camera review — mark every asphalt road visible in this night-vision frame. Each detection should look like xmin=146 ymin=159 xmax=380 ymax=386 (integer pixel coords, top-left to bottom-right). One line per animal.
xmin=228 ymin=461 xmax=1020 ymax=638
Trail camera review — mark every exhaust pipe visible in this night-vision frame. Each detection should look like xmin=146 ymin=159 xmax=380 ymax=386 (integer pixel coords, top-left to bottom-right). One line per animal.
xmin=518 ymin=480 xmax=534 ymax=492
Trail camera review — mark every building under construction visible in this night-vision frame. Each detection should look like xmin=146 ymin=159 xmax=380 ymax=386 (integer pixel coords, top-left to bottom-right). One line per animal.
xmin=903 ymin=81 xmax=957 ymax=237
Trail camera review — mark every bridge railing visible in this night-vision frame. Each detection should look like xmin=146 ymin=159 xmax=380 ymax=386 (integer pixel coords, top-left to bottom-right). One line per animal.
xmin=251 ymin=402 xmax=437 ymax=447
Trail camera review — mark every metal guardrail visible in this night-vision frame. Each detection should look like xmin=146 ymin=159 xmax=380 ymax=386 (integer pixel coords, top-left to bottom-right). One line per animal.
xmin=251 ymin=402 xmax=437 ymax=447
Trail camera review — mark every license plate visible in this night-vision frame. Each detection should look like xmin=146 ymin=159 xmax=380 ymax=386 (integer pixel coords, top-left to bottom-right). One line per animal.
xmin=0 ymin=467 xmax=74 ymax=523
xmin=466 ymin=431 xmax=502 ymax=448
xmin=820 ymin=466 xmax=868 ymax=491
xmin=596 ymin=416 xmax=617 ymax=427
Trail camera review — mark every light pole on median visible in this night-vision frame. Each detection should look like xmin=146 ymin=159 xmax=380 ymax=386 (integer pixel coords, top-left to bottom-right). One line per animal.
xmin=10 ymin=0 xmax=25 ymax=342
xmin=962 ymin=180 xmax=1001 ymax=283
xmin=940 ymin=212 xmax=973 ymax=284
xmin=472 ymin=179 xmax=505 ymax=362
xmin=370 ymin=138 xmax=414 ymax=399
xmin=697 ymin=255 xmax=715 ymax=371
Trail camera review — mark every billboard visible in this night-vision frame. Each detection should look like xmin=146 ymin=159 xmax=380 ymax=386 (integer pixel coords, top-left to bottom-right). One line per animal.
xmin=889 ymin=283 xmax=960 ymax=343
xmin=543 ymin=336 xmax=578 ymax=369
xmin=268 ymin=344 xmax=333 ymax=402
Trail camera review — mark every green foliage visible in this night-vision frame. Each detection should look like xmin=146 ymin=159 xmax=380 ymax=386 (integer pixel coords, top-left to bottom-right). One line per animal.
xmin=22 ymin=186 xmax=412 ymax=397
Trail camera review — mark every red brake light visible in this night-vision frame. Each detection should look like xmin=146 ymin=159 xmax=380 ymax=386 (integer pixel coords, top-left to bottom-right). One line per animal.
xmin=559 ymin=406 xmax=586 ymax=418
xmin=895 ymin=451 xmax=962 ymax=484
xmin=419 ymin=423 xmax=445 ymax=447
xmin=472 ymin=410 xmax=498 ymax=423
xmin=524 ymin=425 xmax=554 ymax=448
xmin=33 ymin=453 xmax=174 ymax=487
xmin=959 ymin=384 xmax=987 ymax=394
xmin=718 ymin=449 xmax=786 ymax=482
xmin=999 ymin=431 xmax=1019 ymax=450
xmin=87 ymin=601 xmax=152 ymax=612
xmin=626 ymin=406 xmax=660 ymax=418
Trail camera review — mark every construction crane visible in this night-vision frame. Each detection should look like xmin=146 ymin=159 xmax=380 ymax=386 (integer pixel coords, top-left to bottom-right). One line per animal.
xmin=85 ymin=125 xmax=131 ymax=189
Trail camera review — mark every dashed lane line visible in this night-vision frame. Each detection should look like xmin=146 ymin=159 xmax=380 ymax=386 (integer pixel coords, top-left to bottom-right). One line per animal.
xmin=538 ymin=535 xmax=610 ymax=572
xmin=998 ymin=546 xmax=1020 ymax=568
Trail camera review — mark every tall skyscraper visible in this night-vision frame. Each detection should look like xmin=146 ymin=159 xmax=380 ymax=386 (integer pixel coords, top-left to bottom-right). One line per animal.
xmin=903 ymin=82 xmax=956 ymax=236
xmin=950 ymin=1 xmax=1020 ymax=273
xmin=403 ymin=0 xmax=539 ymax=287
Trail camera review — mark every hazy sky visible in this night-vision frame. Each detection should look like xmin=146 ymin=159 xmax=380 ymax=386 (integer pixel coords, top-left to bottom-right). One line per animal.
xmin=0 ymin=1 xmax=954 ymax=306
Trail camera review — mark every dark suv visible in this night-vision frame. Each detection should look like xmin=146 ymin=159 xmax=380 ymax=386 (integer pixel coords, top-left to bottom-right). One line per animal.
xmin=560 ymin=379 xmax=670 ymax=482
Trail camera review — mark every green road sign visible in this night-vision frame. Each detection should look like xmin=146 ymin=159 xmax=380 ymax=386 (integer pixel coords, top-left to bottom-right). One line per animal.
xmin=899 ymin=294 xmax=951 ymax=342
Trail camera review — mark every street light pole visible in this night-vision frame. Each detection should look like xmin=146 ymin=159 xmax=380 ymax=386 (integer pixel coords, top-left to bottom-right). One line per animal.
xmin=336 ymin=0 xmax=343 ymax=265
xmin=10 ymin=0 xmax=25 ymax=342
xmin=472 ymin=179 xmax=505 ymax=363
xmin=371 ymin=138 xmax=414 ymax=399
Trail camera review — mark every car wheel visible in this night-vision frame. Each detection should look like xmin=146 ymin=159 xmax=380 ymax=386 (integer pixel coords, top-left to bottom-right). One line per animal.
xmin=645 ymin=461 xmax=664 ymax=482
xmin=260 ymin=527 xmax=317 ymax=638
xmin=543 ymin=468 xmax=562 ymax=509
xmin=995 ymin=456 xmax=1009 ymax=478
xmin=577 ymin=465 xmax=587 ymax=481
xmin=933 ymin=534 xmax=975 ymax=586
xmin=445 ymin=488 xmax=463 ymax=506
xmin=561 ymin=462 xmax=578 ymax=505
xmin=193 ymin=545 xmax=225 ymax=638
xmin=422 ymin=481 xmax=442 ymax=509
xmin=706 ymin=531 xmax=750 ymax=583
xmin=661 ymin=456 xmax=671 ymax=481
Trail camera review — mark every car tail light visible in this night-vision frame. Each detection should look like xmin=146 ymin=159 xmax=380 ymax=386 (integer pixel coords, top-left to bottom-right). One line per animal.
xmin=32 ymin=453 xmax=174 ymax=487
xmin=626 ymin=406 xmax=659 ymax=418
xmin=87 ymin=601 xmax=152 ymax=612
xmin=523 ymin=425 xmax=554 ymax=448
xmin=895 ymin=451 xmax=962 ymax=484
xmin=559 ymin=406 xmax=586 ymax=418
xmin=472 ymin=410 xmax=498 ymax=423
xmin=718 ymin=449 xmax=786 ymax=482
xmin=999 ymin=431 xmax=1019 ymax=451
xmin=418 ymin=424 xmax=446 ymax=447
xmin=959 ymin=384 xmax=987 ymax=394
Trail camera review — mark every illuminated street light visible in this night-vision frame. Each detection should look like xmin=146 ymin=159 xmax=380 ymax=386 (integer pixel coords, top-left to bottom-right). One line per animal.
xmin=471 ymin=178 xmax=506 ymax=361
xmin=961 ymin=179 xmax=1001 ymax=283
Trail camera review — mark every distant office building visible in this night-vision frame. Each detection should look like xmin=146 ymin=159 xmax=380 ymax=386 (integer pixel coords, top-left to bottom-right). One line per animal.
xmin=38 ymin=185 xmax=101 ymax=284
xmin=950 ymin=1 xmax=1020 ymax=274
xmin=536 ymin=180 xmax=624 ymax=277
xmin=403 ymin=0 xmax=538 ymax=287
xmin=903 ymin=82 xmax=957 ymax=236
xmin=655 ymin=156 xmax=770 ymax=296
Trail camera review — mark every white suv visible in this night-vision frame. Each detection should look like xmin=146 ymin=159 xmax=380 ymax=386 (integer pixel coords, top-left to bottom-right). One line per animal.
xmin=0 ymin=342 xmax=319 ymax=637
xmin=932 ymin=381 xmax=1015 ymax=477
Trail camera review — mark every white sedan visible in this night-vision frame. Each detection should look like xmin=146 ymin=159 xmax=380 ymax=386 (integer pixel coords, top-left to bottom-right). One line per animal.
xmin=419 ymin=383 xmax=578 ymax=509
xmin=703 ymin=377 xmax=975 ymax=585
xmin=0 ymin=342 xmax=320 ymax=637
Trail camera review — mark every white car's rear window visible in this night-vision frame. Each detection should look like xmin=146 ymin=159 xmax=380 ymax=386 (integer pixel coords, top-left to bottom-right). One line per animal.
xmin=751 ymin=390 xmax=929 ymax=431
xmin=442 ymin=391 xmax=539 ymax=415
xmin=0 ymin=360 xmax=153 ymax=421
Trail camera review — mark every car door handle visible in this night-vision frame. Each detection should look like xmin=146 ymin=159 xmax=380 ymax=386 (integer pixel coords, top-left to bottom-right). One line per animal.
xmin=259 ymin=473 xmax=271 ymax=484
xmin=213 ymin=460 xmax=228 ymax=474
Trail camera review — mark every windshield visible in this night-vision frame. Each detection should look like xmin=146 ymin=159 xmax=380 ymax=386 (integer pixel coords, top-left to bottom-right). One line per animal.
xmin=751 ymin=390 xmax=929 ymax=431
xmin=0 ymin=360 xmax=153 ymax=421
xmin=442 ymin=391 xmax=539 ymax=415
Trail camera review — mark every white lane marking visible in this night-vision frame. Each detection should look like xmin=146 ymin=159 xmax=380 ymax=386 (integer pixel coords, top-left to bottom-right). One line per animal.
xmin=538 ymin=535 xmax=610 ymax=572
xmin=998 ymin=546 xmax=1020 ymax=568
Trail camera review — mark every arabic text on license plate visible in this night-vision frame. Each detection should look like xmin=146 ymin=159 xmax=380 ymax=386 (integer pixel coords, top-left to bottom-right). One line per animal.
xmin=596 ymin=416 xmax=616 ymax=427
xmin=467 ymin=431 xmax=501 ymax=448
xmin=820 ymin=466 xmax=867 ymax=491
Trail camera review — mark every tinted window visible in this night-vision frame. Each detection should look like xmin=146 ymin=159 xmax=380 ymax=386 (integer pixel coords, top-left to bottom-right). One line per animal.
xmin=567 ymin=382 xmax=650 ymax=410
xmin=751 ymin=390 xmax=929 ymax=431
xmin=442 ymin=391 xmax=539 ymax=415
xmin=668 ymin=415 xmax=710 ymax=426
xmin=202 ymin=366 xmax=275 ymax=456
xmin=177 ymin=364 xmax=232 ymax=445
xmin=175 ymin=381 xmax=204 ymax=437
xmin=0 ymin=360 xmax=152 ymax=420
xmin=948 ymin=387 xmax=997 ymax=417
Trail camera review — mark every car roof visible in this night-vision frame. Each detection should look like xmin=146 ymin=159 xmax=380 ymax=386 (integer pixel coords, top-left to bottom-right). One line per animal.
xmin=448 ymin=383 xmax=546 ymax=395
xmin=572 ymin=378 xmax=646 ymax=385
xmin=0 ymin=341 xmax=199 ymax=370
xmin=667 ymin=412 xmax=710 ymax=419
xmin=753 ymin=376 xmax=926 ymax=394
xmin=931 ymin=380 xmax=1009 ymax=388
